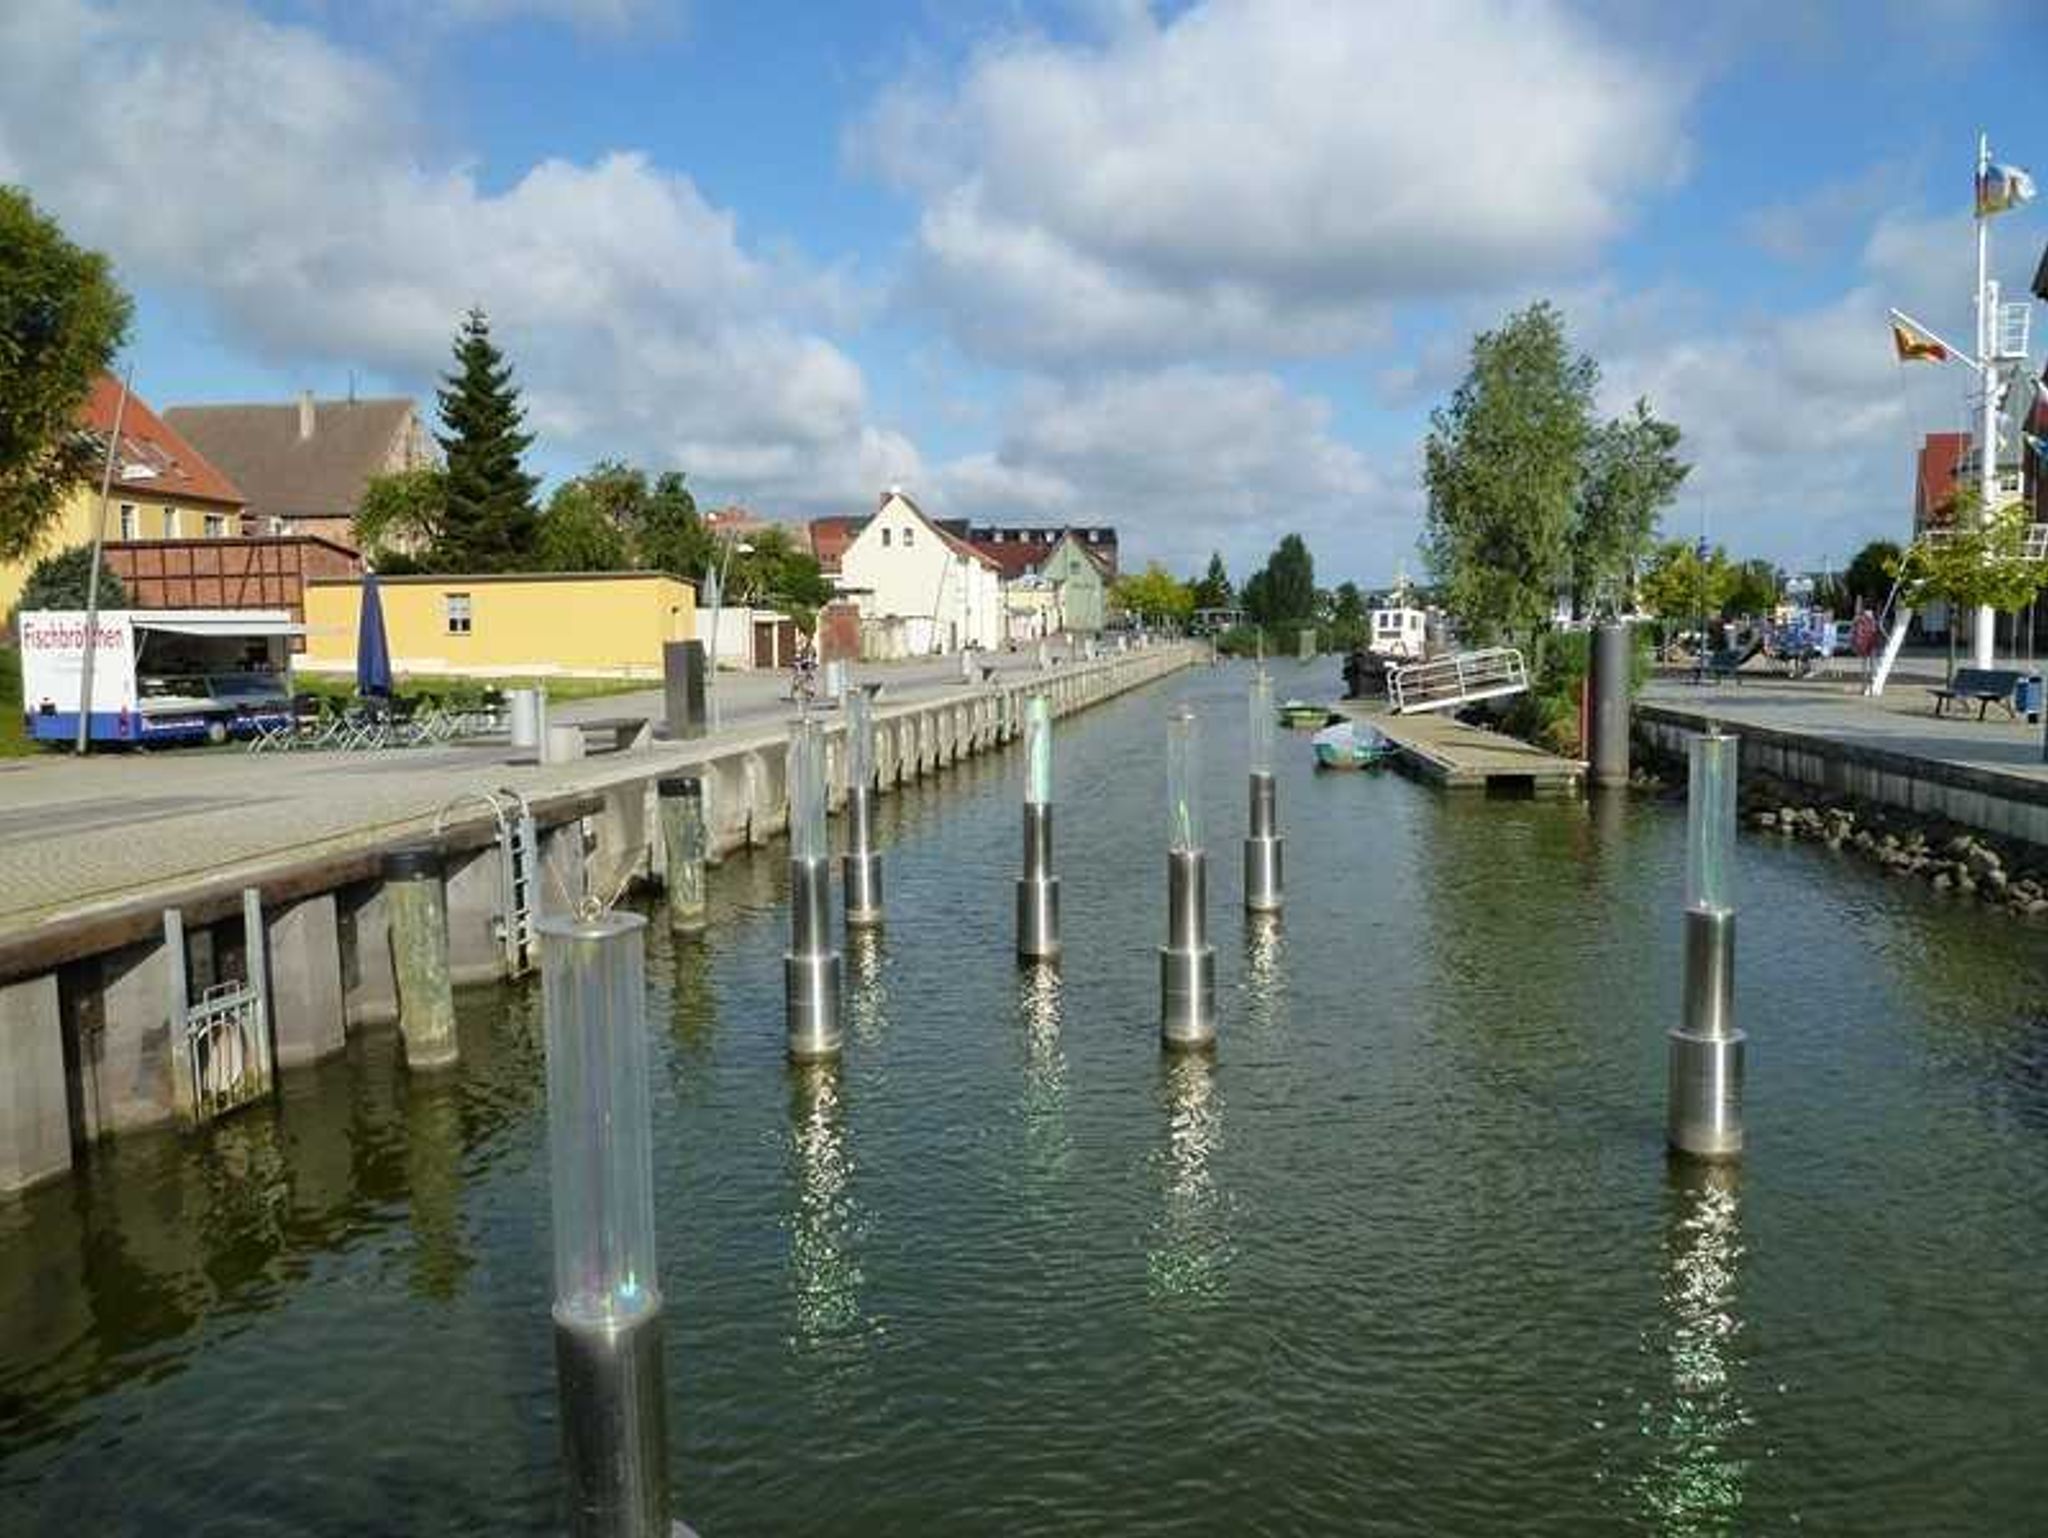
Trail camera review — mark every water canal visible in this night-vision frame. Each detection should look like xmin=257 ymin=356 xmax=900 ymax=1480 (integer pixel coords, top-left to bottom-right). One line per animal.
xmin=3 ymin=661 xmax=2046 ymax=1533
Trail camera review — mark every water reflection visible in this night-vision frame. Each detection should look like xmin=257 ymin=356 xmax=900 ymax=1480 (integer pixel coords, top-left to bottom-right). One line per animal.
xmin=1146 ymin=1053 xmax=1232 ymax=1302
xmin=663 ymin=923 xmax=719 ymax=1058
xmin=846 ymin=930 xmax=888 ymax=1048
xmin=1016 ymin=963 xmax=1069 ymax=1179
xmin=1634 ymin=1160 xmax=1753 ymax=1534
xmin=404 ymin=1080 xmax=471 ymax=1301
xmin=1239 ymin=912 xmax=1287 ymax=1041
xmin=0 ymin=1004 xmax=538 ymax=1458
xmin=783 ymin=1063 xmax=869 ymax=1348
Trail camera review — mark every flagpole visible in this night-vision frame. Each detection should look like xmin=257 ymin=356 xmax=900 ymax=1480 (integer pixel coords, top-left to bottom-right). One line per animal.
xmin=1974 ymin=129 xmax=1998 ymax=669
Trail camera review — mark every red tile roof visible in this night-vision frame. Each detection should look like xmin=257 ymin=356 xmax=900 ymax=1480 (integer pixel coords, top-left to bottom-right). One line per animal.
xmin=808 ymin=515 xmax=867 ymax=572
xmin=1916 ymin=431 xmax=1969 ymax=527
xmin=938 ymin=525 xmax=1001 ymax=570
xmin=81 ymin=374 xmax=246 ymax=509
xmin=969 ymin=539 xmax=1049 ymax=580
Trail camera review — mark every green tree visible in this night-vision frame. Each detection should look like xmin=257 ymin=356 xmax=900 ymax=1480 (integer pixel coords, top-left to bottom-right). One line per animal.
xmin=1722 ymin=559 xmax=1779 ymax=619
xmin=538 ymin=460 xmax=712 ymax=576
xmin=726 ymin=525 xmax=833 ymax=624
xmin=1570 ymin=399 xmax=1689 ymax=615
xmin=631 ymin=472 xmax=710 ymax=577
xmin=1638 ymin=539 xmax=1734 ymax=626
xmin=1112 ymin=562 xmax=1195 ymax=626
xmin=1897 ymin=492 xmax=2048 ymax=617
xmin=1189 ymin=551 xmax=1232 ymax=610
xmin=435 ymin=306 xmax=538 ymax=571
xmin=1841 ymin=539 xmax=1903 ymax=612
xmin=536 ymin=480 xmax=629 ymax=571
xmin=353 ymin=467 xmax=447 ymax=567
xmin=1239 ymin=567 xmax=1271 ymax=626
xmin=1322 ymin=579 xmax=1369 ymax=650
xmin=1262 ymin=533 xmax=1317 ymax=625
xmin=1422 ymin=300 xmax=1597 ymax=641
xmin=1 ymin=187 xmax=133 ymax=563
xmin=10 ymin=543 xmax=126 ymax=623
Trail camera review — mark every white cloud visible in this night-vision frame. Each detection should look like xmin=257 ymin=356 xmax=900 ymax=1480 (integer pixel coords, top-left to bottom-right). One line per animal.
xmin=930 ymin=367 xmax=1409 ymax=579
xmin=855 ymin=0 xmax=1688 ymax=366
xmin=1584 ymin=197 xmax=2040 ymax=570
xmin=0 ymin=0 xmax=888 ymax=515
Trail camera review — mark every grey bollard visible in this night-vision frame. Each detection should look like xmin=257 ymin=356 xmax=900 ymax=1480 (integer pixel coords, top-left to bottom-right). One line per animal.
xmin=538 ymin=908 xmax=675 ymax=1538
xmin=656 ymin=776 xmax=708 ymax=934
xmin=843 ymin=692 xmax=883 ymax=929
xmin=1244 ymin=669 xmax=1283 ymax=913
xmin=1016 ymin=694 xmax=1060 ymax=960
xmin=1160 ymin=706 xmax=1216 ymax=1050
xmin=383 ymin=846 xmax=457 ymax=1069
xmin=1668 ymin=731 xmax=1743 ymax=1159
xmin=785 ymin=720 xmax=843 ymax=1060
xmin=1589 ymin=620 xmax=1632 ymax=788
xmin=509 ymin=686 xmax=546 ymax=751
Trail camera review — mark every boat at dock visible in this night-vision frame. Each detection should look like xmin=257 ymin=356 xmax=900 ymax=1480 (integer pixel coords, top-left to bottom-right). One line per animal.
xmin=1279 ymin=699 xmax=1342 ymax=729
xmin=1312 ymin=719 xmax=1394 ymax=769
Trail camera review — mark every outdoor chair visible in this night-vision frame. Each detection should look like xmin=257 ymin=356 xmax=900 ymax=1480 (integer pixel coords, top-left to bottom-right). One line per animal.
xmin=246 ymin=693 xmax=327 ymax=753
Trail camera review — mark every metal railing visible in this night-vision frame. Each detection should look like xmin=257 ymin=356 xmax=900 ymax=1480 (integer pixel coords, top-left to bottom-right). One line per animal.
xmin=1387 ymin=648 xmax=1529 ymax=714
xmin=165 ymin=890 xmax=274 ymax=1125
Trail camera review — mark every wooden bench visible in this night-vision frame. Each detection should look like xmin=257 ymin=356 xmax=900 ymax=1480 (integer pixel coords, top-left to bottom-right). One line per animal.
xmin=1929 ymin=668 xmax=2024 ymax=720
xmin=574 ymin=715 xmax=656 ymax=752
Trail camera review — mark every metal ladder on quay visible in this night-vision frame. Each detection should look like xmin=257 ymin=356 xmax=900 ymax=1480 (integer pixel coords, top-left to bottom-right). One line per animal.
xmin=434 ymin=788 xmax=541 ymax=978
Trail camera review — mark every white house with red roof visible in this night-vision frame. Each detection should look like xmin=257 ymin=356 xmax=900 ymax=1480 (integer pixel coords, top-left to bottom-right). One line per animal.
xmin=838 ymin=489 xmax=1003 ymax=653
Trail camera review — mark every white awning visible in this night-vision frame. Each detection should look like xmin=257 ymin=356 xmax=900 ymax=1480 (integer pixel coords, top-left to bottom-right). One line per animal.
xmin=135 ymin=616 xmax=307 ymax=638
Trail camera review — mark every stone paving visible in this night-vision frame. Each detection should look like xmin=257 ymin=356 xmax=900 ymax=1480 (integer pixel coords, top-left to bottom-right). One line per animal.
xmin=0 ymin=647 xmax=1107 ymax=938
xmin=1640 ymin=665 xmax=2048 ymax=786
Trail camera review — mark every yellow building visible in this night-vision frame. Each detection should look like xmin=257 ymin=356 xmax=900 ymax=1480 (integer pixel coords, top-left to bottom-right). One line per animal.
xmin=2 ymin=375 xmax=248 ymax=621
xmin=303 ymin=572 xmax=699 ymax=679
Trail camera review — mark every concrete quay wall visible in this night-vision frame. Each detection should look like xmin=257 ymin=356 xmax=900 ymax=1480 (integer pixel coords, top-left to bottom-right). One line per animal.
xmin=0 ymin=644 xmax=1198 ymax=1193
xmin=1635 ymin=702 xmax=2048 ymax=847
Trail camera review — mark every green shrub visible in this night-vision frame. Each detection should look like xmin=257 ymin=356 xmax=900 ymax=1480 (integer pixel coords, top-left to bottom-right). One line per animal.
xmin=1498 ymin=628 xmax=1651 ymax=755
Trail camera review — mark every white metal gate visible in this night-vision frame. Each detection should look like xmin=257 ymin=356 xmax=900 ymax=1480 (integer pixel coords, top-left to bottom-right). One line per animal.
xmin=165 ymin=890 xmax=273 ymax=1124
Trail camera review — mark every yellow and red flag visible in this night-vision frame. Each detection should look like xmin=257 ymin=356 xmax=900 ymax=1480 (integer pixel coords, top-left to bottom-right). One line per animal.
xmin=1891 ymin=317 xmax=1949 ymax=363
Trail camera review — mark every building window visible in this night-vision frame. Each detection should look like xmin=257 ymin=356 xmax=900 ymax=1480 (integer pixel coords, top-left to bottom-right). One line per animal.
xmin=118 ymin=503 xmax=136 ymax=540
xmin=203 ymin=512 xmax=227 ymax=538
xmin=446 ymin=592 xmax=473 ymax=635
xmin=162 ymin=506 xmax=179 ymax=538
xmin=881 ymin=528 xmax=892 ymax=547
xmin=903 ymin=526 xmax=915 ymax=546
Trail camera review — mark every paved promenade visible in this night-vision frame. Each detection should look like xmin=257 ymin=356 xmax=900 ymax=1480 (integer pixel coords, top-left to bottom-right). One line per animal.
xmin=0 ymin=647 xmax=1094 ymax=940
xmin=1640 ymin=666 xmax=2048 ymax=788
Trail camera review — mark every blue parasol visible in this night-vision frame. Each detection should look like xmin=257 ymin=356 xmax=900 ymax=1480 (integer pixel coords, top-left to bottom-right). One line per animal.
xmin=356 ymin=570 xmax=393 ymax=699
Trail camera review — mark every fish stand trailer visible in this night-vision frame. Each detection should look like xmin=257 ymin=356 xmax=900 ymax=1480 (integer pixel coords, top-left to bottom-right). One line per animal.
xmin=18 ymin=609 xmax=301 ymax=747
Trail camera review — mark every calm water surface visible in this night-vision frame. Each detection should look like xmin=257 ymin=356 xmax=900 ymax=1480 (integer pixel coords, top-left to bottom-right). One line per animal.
xmin=4 ymin=662 xmax=2046 ymax=1534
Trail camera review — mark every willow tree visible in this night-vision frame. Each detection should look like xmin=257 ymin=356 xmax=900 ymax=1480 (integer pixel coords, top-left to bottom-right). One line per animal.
xmin=1422 ymin=301 xmax=1596 ymax=641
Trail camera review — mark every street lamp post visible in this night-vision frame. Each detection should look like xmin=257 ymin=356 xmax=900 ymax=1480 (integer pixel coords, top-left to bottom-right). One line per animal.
xmin=705 ymin=533 xmax=754 ymax=734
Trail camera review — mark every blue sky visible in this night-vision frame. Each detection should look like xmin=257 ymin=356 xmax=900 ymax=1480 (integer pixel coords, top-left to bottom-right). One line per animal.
xmin=2 ymin=0 xmax=2042 ymax=586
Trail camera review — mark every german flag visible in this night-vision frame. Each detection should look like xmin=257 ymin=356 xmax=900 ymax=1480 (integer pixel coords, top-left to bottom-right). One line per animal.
xmin=1892 ymin=317 xmax=1949 ymax=363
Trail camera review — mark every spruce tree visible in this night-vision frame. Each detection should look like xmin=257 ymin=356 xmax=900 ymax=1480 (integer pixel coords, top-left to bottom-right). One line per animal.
xmin=434 ymin=306 xmax=538 ymax=571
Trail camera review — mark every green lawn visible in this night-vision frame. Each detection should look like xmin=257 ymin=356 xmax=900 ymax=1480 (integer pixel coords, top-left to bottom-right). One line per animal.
xmin=1 ymin=648 xmax=31 ymax=757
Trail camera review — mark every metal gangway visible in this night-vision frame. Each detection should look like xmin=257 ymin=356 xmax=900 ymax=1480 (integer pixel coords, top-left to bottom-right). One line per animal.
xmin=1387 ymin=647 xmax=1530 ymax=714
